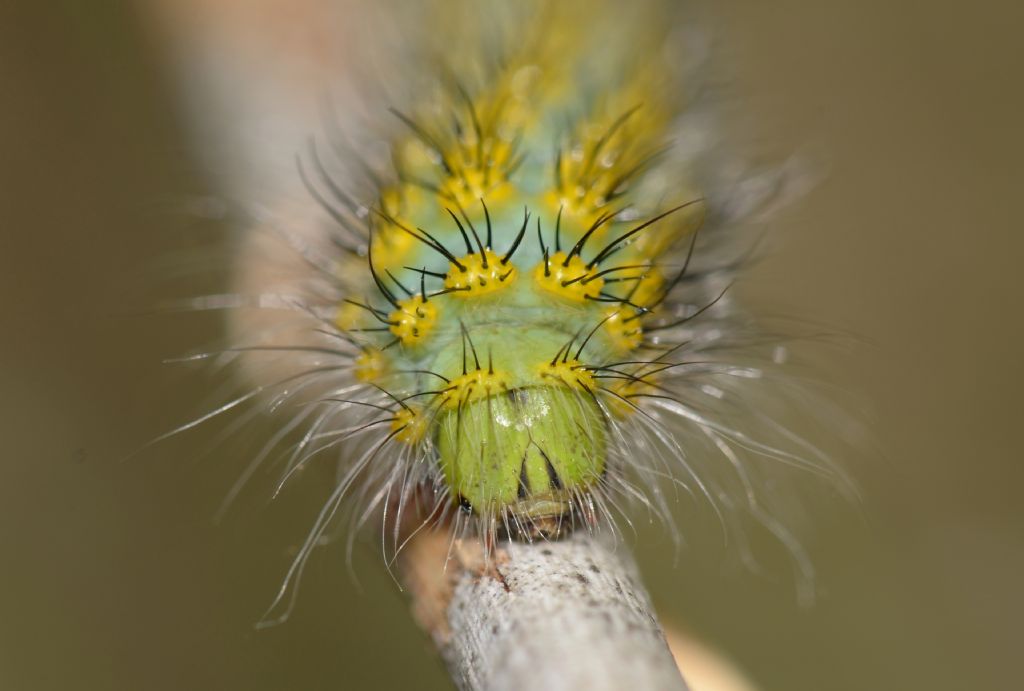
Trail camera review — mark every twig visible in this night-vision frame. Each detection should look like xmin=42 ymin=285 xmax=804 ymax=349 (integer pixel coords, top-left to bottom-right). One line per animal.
xmin=401 ymin=530 xmax=689 ymax=691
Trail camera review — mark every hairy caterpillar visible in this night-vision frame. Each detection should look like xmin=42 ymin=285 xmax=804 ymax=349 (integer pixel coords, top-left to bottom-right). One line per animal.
xmin=166 ymin=0 xmax=856 ymax=624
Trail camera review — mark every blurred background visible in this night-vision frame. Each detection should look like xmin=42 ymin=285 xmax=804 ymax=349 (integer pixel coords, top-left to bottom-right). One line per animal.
xmin=1 ymin=1 xmax=1021 ymax=689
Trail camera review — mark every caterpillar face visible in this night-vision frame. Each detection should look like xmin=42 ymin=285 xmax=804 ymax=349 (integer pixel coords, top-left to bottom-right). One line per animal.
xmin=437 ymin=386 xmax=606 ymax=535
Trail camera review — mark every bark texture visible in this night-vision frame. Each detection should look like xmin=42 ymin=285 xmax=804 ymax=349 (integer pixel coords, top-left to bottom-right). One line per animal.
xmin=402 ymin=531 xmax=688 ymax=691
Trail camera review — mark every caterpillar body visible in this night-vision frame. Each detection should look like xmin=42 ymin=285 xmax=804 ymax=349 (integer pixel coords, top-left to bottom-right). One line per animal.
xmin=175 ymin=0 xmax=855 ymax=619
xmin=323 ymin=3 xmax=709 ymax=541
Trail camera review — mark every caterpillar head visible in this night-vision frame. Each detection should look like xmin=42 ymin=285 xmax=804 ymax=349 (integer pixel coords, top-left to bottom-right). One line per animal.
xmin=436 ymin=385 xmax=607 ymax=537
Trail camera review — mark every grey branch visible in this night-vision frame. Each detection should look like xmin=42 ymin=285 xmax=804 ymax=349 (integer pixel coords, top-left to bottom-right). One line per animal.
xmin=401 ymin=531 xmax=689 ymax=691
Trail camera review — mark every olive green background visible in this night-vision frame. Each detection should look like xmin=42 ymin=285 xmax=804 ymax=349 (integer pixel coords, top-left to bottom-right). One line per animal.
xmin=1 ymin=1 xmax=1021 ymax=689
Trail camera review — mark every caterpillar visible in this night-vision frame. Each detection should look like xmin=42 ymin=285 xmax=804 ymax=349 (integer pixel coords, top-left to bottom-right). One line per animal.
xmin=168 ymin=0 xmax=856 ymax=623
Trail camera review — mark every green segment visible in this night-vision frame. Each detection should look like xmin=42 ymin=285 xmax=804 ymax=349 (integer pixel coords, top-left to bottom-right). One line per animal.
xmin=427 ymin=325 xmax=581 ymax=387
xmin=436 ymin=386 xmax=606 ymax=517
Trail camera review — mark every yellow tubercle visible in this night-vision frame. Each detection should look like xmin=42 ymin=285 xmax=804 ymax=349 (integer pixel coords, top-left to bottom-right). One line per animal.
xmin=602 ymin=307 xmax=644 ymax=353
xmin=544 ymin=189 xmax=608 ymax=235
xmin=444 ymin=249 xmax=516 ymax=297
xmin=441 ymin=368 xmax=513 ymax=410
xmin=605 ymin=377 xmax=647 ymax=418
xmin=372 ymin=184 xmax=429 ymax=270
xmin=533 ymin=252 xmax=604 ymax=302
xmin=388 ymin=296 xmax=438 ymax=346
xmin=441 ymin=165 xmax=515 ymax=210
xmin=371 ymin=223 xmax=416 ymax=271
xmin=538 ymin=359 xmax=597 ymax=392
xmin=395 ymin=138 xmax=440 ymax=174
xmin=335 ymin=301 xmax=366 ymax=332
xmin=634 ymin=200 xmax=705 ymax=258
xmin=354 ymin=350 xmax=388 ymax=382
xmin=380 ymin=185 xmax=413 ymax=217
xmin=392 ymin=406 xmax=429 ymax=444
xmin=391 ymin=85 xmax=521 ymax=212
xmin=624 ymin=266 xmax=664 ymax=308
